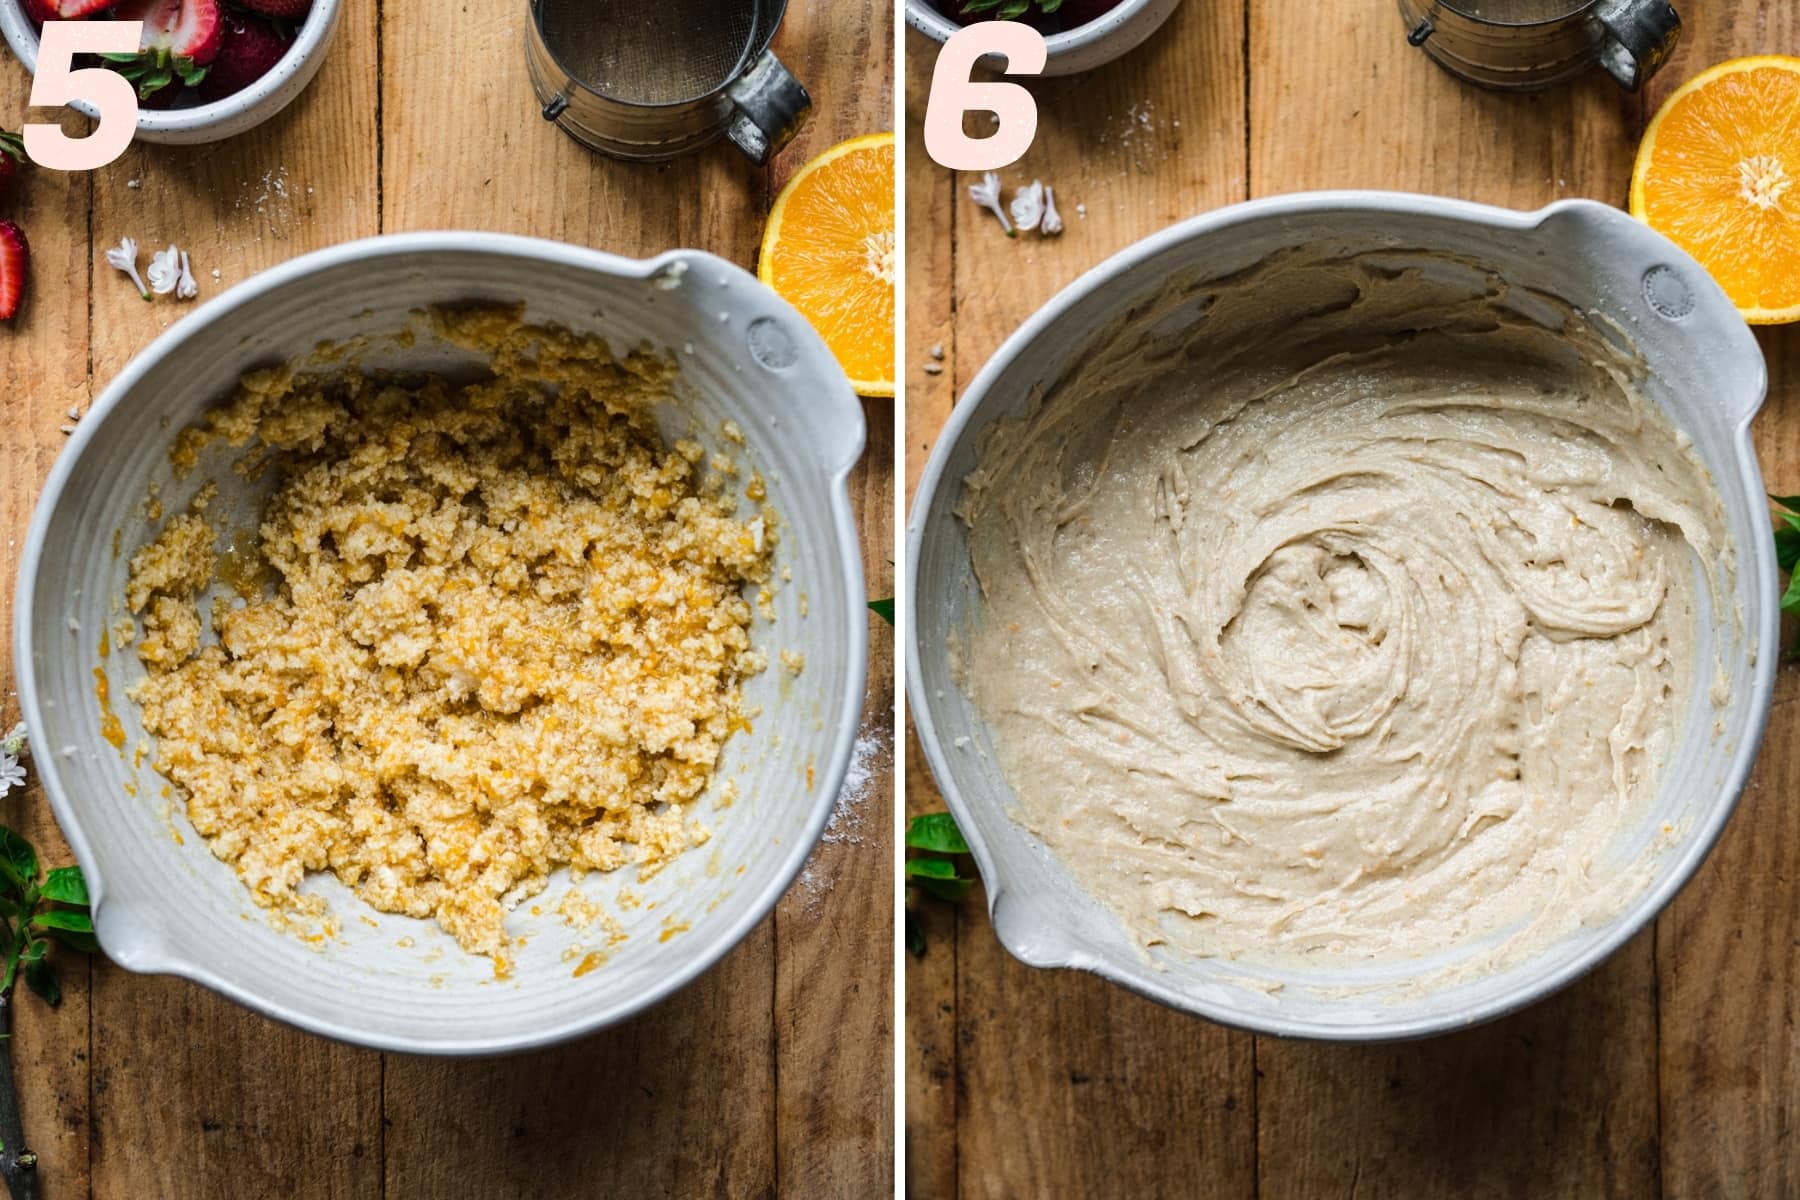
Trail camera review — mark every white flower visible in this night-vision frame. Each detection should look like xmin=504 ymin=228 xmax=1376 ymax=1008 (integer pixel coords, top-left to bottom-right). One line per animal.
xmin=0 ymin=724 xmax=24 ymax=797
xmin=147 ymin=244 xmax=181 ymax=296
xmin=176 ymin=250 xmax=198 ymax=300
xmin=968 ymin=171 xmax=1013 ymax=237
xmin=106 ymin=237 xmax=150 ymax=301
xmin=1041 ymin=186 xmax=1064 ymax=236
xmin=1010 ymin=180 xmax=1045 ymax=233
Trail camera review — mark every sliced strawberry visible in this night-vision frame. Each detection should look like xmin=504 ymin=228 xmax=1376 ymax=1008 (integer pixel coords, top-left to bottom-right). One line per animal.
xmin=54 ymin=0 xmax=116 ymax=15
xmin=20 ymin=0 xmax=57 ymax=25
xmin=111 ymin=0 xmax=223 ymax=66
xmin=234 ymin=0 xmax=310 ymax=19
xmin=0 ymin=221 xmax=30 ymax=323
xmin=198 ymin=11 xmax=291 ymax=103
xmin=0 ymin=132 xmax=22 ymax=201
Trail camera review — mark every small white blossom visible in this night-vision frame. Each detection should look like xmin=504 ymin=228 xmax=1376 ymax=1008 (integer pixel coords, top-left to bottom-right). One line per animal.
xmin=1010 ymin=180 xmax=1045 ymax=232
xmin=968 ymin=171 xmax=1013 ymax=237
xmin=0 ymin=723 xmax=26 ymax=799
xmin=106 ymin=237 xmax=150 ymax=301
xmin=147 ymin=244 xmax=181 ymax=296
xmin=176 ymin=251 xmax=198 ymax=300
xmin=1041 ymin=186 xmax=1063 ymax=236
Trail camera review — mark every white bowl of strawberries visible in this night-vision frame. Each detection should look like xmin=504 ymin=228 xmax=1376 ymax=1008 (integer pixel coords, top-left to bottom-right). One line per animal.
xmin=1 ymin=0 xmax=340 ymax=144
xmin=906 ymin=0 xmax=1182 ymax=77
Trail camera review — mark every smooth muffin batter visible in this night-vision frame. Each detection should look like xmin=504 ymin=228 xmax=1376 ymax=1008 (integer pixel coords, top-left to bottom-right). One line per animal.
xmin=961 ymin=248 xmax=1731 ymax=972
xmin=125 ymin=308 xmax=773 ymax=974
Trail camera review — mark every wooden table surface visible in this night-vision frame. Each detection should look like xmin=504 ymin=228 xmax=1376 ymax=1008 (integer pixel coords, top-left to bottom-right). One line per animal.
xmin=0 ymin=2 xmax=895 ymax=1197
xmin=905 ymin=1 xmax=1800 ymax=1195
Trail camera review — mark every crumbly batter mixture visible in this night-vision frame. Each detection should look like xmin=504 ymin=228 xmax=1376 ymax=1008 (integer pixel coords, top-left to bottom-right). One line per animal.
xmin=961 ymin=248 xmax=1732 ymax=973
xmin=126 ymin=308 xmax=772 ymax=973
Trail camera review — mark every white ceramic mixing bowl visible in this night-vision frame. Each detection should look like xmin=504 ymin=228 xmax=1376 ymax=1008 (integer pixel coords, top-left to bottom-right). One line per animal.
xmin=907 ymin=192 xmax=1775 ymax=1041
xmin=16 ymin=232 xmax=868 ymax=1054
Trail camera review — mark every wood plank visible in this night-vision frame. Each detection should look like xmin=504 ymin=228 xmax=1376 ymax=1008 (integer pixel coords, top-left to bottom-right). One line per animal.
xmin=768 ymin=6 xmax=896 ymax=1192
xmin=80 ymin=8 xmax=387 ymax=1199
xmin=772 ymin=398 xmax=896 ymax=1197
xmin=1655 ymin=6 xmax=1800 ymax=1193
xmin=1244 ymin=4 xmax=1660 ymax=1196
xmin=902 ymin=34 xmax=958 ymax=1197
xmin=0 ymin=85 xmax=94 ymax=1200
xmin=931 ymin=4 xmax=1257 ymax=1197
xmin=903 ymin=32 xmax=952 ymax=508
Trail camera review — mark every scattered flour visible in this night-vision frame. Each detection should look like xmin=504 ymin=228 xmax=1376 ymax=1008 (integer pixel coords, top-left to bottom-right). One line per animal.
xmin=793 ymin=726 xmax=891 ymax=913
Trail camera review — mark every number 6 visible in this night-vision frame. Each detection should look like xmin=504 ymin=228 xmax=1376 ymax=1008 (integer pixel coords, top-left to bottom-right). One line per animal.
xmin=23 ymin=21 xmax=143 ymax=172
xmin=922 ymin=22 xmax=1046 ymax=172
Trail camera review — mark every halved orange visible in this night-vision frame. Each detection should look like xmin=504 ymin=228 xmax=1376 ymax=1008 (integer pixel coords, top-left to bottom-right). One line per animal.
xmin=1630 ymin=56 xmax=1800 ymax=325
xmin=759 ymin=132 xmax=896 ymax=397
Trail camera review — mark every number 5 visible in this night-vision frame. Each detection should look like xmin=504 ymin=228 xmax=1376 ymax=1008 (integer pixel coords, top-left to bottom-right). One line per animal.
xmin=23 ymin=21 xmax=142 ymax=171
xmin=922 ymin=22 xmax=1046 ymax=172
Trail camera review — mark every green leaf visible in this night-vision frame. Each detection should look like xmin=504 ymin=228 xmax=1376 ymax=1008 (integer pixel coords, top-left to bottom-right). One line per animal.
xmin=868 ymin=597 xmax=895 ymax=625
xmin=906 ymin=908 xmax=926 ymax=958
xmin=39 ymin=866 xmax=88 ymax=907
xmin=43 ymin=929 xmax=98 ymax=955
xmin=23 ymin=958 xmax=59 ymax=1008
xmin=30 ymin=909 xmax=92 ymax=934
xmin=1778 ymin=525 xmax=1800 ymax=572
xmin=0 ymin=828 xmax=37 ymax=893
xmin=906 ymin=812 xmax=970 ymax=855
xmin=1782 ymin=567 xmax=1800 ymax=616
xmin=905 ymin=856 xmax=961 ymax=881
xmin=918 ymin=876 xmax=974 ymax=902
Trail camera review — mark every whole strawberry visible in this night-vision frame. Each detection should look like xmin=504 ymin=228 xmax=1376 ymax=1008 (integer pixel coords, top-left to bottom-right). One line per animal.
xmin=0 ymin=132 xmax=23 ymax=201
xmin=234 ymin=0 xmax=310 ymax=18
xmin=0 ymin=220 xmax=30 ymax=322
xmin=199 ymin=11 xmax=293 ymax=103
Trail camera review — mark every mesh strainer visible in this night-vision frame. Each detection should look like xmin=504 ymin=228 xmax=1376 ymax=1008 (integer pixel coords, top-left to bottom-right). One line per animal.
xmin=1397 ymin=0 xmax=1681 ymax=90
xmin=527 ymin=0 xmax=811 ymax=163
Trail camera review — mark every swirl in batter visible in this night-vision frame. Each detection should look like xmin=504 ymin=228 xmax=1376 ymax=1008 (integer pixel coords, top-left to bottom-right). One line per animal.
xmin=960 ymin=248 xmax=1731 ymax=971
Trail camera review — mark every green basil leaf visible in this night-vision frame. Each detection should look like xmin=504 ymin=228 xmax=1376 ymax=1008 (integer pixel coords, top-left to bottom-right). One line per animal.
xmin=23 ymin=958 xmax=59 ymax=1008
xmin=0 ymin=829 xmax=37 ymax=891
xmin=905 ymin=856 xmax=962 ymax=881
xmin=906 ymin=812 xmax=971 ymax=855
xmin=30 ymin=909 xmax=92 ymax=934
xmin=44 ymin=929 xmax=99 ymax=955
xmin=918 ymin=877 xmax=975 ymax=902
xmin=868 ymin=597 xmax=895 ymax=625
xmin=1779 ymin=526 xmax=1800 ymax=572
xmin=1782 ymin=567 xmax=1800 ymax=615
xmin=39 ymin=867 xmax=88 ymax=907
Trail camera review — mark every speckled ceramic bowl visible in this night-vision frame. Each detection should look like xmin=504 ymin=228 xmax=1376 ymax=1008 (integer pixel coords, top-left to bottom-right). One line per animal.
xmin=0 ymin=0 xmax=340 ymax=145
xmin=908 ymin=192 xmax=1775 ymax=1041
xmin=905 ymin=0 xmax=1182 ymax=76
xmin=16 ymin=232 xmax=868 ymax=1054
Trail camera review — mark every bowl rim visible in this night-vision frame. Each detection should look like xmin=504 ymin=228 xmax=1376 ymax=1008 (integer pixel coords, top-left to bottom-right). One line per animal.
xmin=904 ymin=189 xmax=1777 ymax=1042
xmin=14 ymin=230 xmax=870 ymax=1055
xmin=904 ymin=0 xmax=1161 ymax=53
xmin=0 ymin=0 xmax=341 ymax=134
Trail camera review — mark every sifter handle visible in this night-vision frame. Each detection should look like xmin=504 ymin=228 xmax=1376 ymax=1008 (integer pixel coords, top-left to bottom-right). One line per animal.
xmin=1593 ymin=0 xmax=1681 ymax=92
xmin=723 ymin=51 xmax=812 ymax=165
